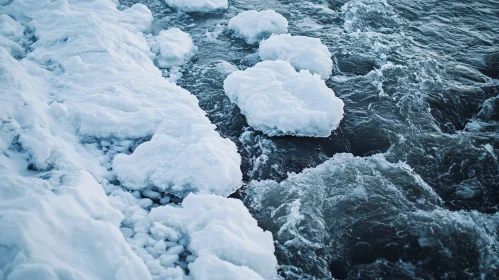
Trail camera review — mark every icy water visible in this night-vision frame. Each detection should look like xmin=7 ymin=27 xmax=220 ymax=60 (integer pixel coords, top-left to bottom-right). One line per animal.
xmin=121 ymin=0 xmax=499 ymax=279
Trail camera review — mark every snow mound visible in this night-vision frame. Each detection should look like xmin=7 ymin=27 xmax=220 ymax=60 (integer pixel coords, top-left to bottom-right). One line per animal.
xmin=259 ymin=34 xmax=333 ymax=79
xmin=147 ymin=194 xmax=278 ymax=280
xmin=0 ymin=14 xmax=24 ymax=41
xmin=0 ymin=171 xmax=151 ymax=280
xmin=148 ymin=28 xmax=197 ymax=68
xmin=228 ymin=10 xmax=288 ymax=44
xmin=224 ymin=60 xmax=344 ymax=137
xmin=164 ymin=0 xmax=228 ymax=13
xmin=113 ymin=123 xmax=242 ymax=197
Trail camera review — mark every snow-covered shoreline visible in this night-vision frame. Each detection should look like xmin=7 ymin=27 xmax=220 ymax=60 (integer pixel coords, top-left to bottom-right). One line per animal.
xmin=0 ymin=0 xmax=277 ymax=279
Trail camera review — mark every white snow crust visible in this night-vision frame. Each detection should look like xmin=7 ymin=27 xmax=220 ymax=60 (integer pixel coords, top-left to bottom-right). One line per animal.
xmin=224 ymin=60 xmax=344 ymax=137
xmin=164 ymin=0 xmax=228 ymax=13
xmin=259 ymin=34 xmax=333 ymax=79
xmin=113 ymin=123 xmax=242 ymax=197
xmin=148 ymin=28 xmax=197 ymax=69
xmin=0 ymin=0 xmax=275 ymax=279
xmin=228 ymin=10 xmax=288 ymax=44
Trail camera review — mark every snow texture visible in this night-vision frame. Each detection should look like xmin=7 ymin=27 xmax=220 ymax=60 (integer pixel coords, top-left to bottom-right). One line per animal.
xmin=224 ymin=60 xmax=344 ymax=137
xmin=148 ymin=28 xmax=197 ymax=68
xmin=0 ymin=0 xmax=269 ymax=279
xmin=163 ymin=0 xmax=228 ymax=13
xmin=259 ymin=34 xmax=333 ymax=79
xmin=148 ymin=194 xmax=277 ymax=279
xmin=113 ymin=123 xmax=242 ymax=197
xmin=109 ymin=191 xmax=278 ymax=279
xmin=228 ymin=10 xmax=288 ymax=44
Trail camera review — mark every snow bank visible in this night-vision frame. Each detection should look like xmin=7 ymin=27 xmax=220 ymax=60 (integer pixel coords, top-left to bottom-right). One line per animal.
xmin=0 ymin=171 xmax=151 ymax=280
xmin=0 ymin=46 xmax=150 ymax=279
xmin=228 ymin=10 xmax=288 ymax=44
xmin=224 ymin=60 xmax=344 ymax=137
xmin=259 ymin=34 xmax=333 ymax=79
xmin=2 ymin=0 xmax=242 ymax=196
xmin=164 ymin=0 xmax=228 ymax=13
xmin=148 ymin=28 xmax=197 ymax=68
xmin=0 ymin=0 xmax=260 ymax=279
xmin=111 ymin=192 xmax=278 ymax=279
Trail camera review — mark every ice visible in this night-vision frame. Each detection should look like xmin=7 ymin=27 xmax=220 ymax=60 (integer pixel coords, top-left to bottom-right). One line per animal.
xmin=109 ymin=191 xmax=278 ymax=279
xmin=113 ymin=126 xmax=242 ymax=196
xmin=163 ymin=0 xmax=228 ymax=13
xmin=189 ymin=255 xmax=265 ymax=280
xmin=259 ymin=34 xmax=333 ymax=79
xmin=2 ymin=0 xmax=243 ymax=196
xmin=148 ymin=194 xmax=278 ymax=280
xmin=0 ymin=0 xmax=266 ymax=279
xmin=228 ymin=10 xmax=288 ymax=44
xmin=0 ymin=14 xmax=24 ymax=41
xmin=148 ymin=28 xmax=197 ymax=69
xmin=224 ymin=60 xmax=344 ymax=137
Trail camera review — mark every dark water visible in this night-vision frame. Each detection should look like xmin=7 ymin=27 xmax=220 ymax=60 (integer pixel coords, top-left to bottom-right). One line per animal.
xmin=121 ymin=0 xmax=499 ymax=278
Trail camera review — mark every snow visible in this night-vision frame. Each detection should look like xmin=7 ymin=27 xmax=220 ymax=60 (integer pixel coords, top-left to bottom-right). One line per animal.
xmin=224 ymin=60 xmax=344 ymax=137
xmin=259 ymin=34 xmax=333 ymax=79
xmin=109 ymin=191 xmax=278 ymax=279
xmin=228 ymin=10 xmax=288 ymax=44
xmin=163 ymin=0 xmax=228 ymax=13
xmin=148 ymin=194 xmax=277 ymax=280
xmin=0 ymin=0 xmax=270 ymax=279
xmin=148 ymin=28 xmax=197 ymax=69
xmin=0 ymin=14 xmax=24 ymax=41
xmin=0 ymin=171 xmax=151 ymax=280
xmin=113 ymin=124 xmax=242 ymax=197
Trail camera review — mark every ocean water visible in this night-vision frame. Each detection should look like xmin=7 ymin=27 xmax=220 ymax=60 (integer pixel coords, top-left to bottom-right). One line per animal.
xmin=121 ymin=0 xmax=499 ymax=278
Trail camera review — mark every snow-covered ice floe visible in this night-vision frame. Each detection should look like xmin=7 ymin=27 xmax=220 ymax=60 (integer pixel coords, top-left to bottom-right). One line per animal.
xmin=148 ymin=28 xmax=197 ymax=69
xmin=228 ymin=10 xmax=288 ymax=44
xmin=164 ymin=0 xmax=228 ymax=13
xmin=259 ymin=34 xmax=333 ymax=79
xmin=0 ymin=0 xmax=275 ymax=279
xmin=224 ymin=60 xmax=344 ymax=137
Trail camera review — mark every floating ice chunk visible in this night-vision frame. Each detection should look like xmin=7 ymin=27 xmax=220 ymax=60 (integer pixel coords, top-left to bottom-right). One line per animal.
xmin=149 ymin=28 xmax=197 ymax=68
xmin=228 ymin=10 xmax=288 ymax=44
xmin=163 ymin=0 xmax=228 ymax=13
xmin=259 ymin=34 xmax=333 ymax=79
xmin=224 ymin=60 xmax=344 ymax=137
xmin=148 ymin=194 xmax=278 ymax=280
xmin=113 ymin=123 xmax=242 ymax=197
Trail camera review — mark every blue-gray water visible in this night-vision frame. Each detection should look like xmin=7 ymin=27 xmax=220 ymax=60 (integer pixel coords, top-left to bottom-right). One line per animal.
xmin=122 ymin=0 xmax=499 ymax=278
